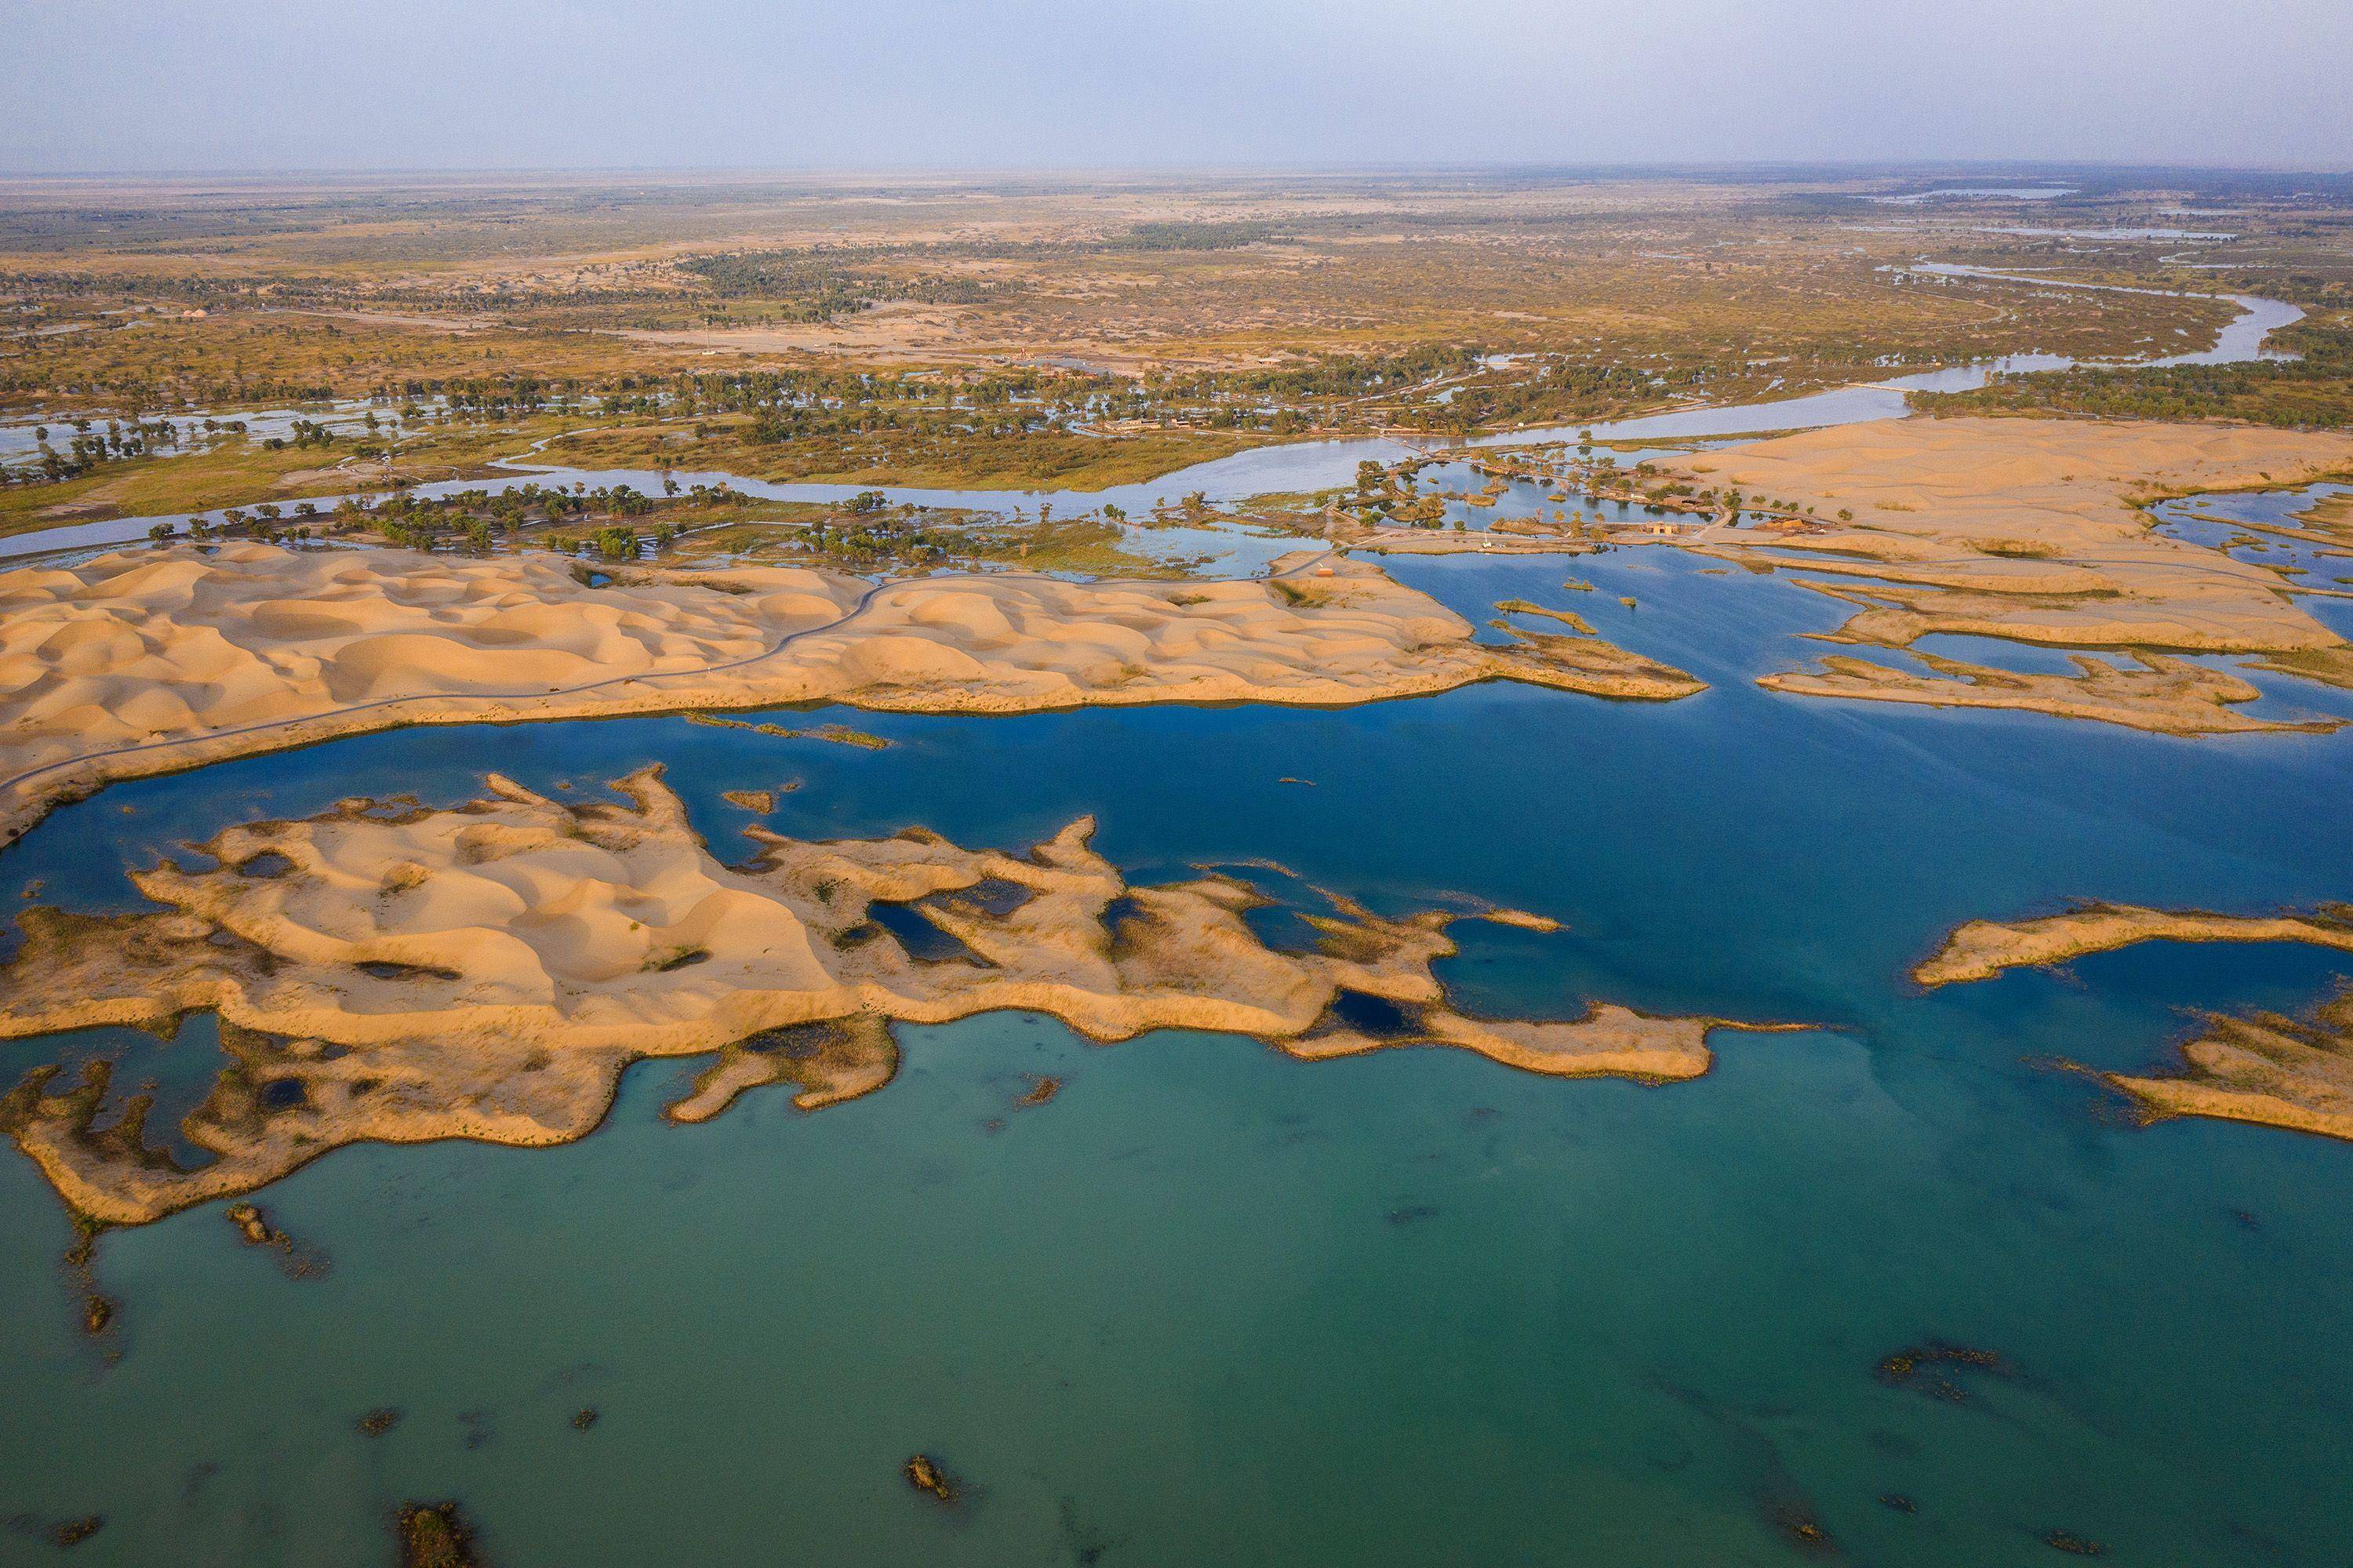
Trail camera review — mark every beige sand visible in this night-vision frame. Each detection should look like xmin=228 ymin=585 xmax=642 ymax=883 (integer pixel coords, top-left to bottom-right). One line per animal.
xmin=1664 ymin=417 xmax=2353 ymax=729
xmin=1478 ymin=908 xmax=1563 ymax=933
xmin=0 ymin=766 xmax=1791 ymax=1224
xmin=2291 ymin=489 xmax=2353 ymax=534
xmin=0 ymin=544 xmax=1700 ymax=845
xmin=2111 ymin=995 xmax=2353 ymax=1143
xmin=609 ymin=301 xmax=981 ymax=361
xmin=719 ymin=784 xmax=801 ymax=813
xmin=1759 ymin=649 xmax=2338 ymax=737
xmin=1496 ymin=599 xmax=1599 ymax=635
xmin=1914 ymin=901 xmax=2353 ymax=987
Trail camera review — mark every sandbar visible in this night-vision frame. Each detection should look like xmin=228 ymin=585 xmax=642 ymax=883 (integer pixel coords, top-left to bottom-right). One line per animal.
xmin=1914 ymin=900 xmax=2353 ymax=987
xmin=1665 ymin=417 xmax=2353 ymax=730
xmin=1915 ymin=900 xmax=2353 ymax=1141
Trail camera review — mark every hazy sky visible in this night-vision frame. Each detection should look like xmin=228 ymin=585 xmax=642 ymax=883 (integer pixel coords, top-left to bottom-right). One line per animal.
xmin=4 ymin=0 xmax=2348 ymax=174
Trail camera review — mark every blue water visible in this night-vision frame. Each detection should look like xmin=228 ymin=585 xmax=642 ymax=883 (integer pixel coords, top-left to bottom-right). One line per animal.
xmin=2154 ymin=484 xmax=2353 ymax=593
xmin=2 ymin=550 xmax=2351 ymax=1564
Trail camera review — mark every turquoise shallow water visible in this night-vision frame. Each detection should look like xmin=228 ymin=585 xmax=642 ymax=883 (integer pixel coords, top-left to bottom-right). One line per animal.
xmin=2 ymin=550 xmax=2352 ymax=1565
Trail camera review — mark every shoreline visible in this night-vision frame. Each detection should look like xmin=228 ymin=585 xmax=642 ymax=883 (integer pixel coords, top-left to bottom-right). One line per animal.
xmin=0 ymin=766 xmax=1791 ymax=1224
xmin=1916 ymin=901 xmax=2353 ymax=1143
xmin=1664 ymin=417 xmax=2353 ymax=732
xmin=0 ymin=544 xmax=1700 ymax=847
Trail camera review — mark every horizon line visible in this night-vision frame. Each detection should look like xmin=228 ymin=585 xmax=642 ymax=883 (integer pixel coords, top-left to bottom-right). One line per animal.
xmin=5 ymin=158 xmax=2353 ymax=184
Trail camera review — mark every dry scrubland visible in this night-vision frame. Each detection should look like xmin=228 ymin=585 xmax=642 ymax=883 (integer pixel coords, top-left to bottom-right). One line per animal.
xmin=8 ymin=170 xmax=2347 ymax=546
xmin=0 ymin=766 xmax=1790 ymax=1223
xmin=1 ymin=171 xmax=2267 ymax=443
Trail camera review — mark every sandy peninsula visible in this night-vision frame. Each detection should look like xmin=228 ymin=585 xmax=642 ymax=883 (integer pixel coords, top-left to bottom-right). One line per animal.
xmin=0 ymin=766 xmax=1788 ymax=1224
xmin=1666 ymin=417 xmax=2353 ymax=730
xmin=1913 ymin=900 xmax=2353 ymax=988
xmin=0 ymin=544 xmax=1700 ymax=845
xmin=1915 ymin=900 xmax=2353 ymax=1141
xmin=2111 ymin=995 xmax=2353 ymax=1144
xmin=1760 ymin=647 xmax=2337 ymax=737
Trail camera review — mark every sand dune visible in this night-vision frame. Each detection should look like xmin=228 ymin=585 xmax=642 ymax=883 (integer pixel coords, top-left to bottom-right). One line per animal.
xmin=1672 ymin=417 xmax=2353 ymax=729
xmin=0 ymin=767 xmax=1788 ymax=1223
xmin=0 ymin=544 xmax=1700 ymax=843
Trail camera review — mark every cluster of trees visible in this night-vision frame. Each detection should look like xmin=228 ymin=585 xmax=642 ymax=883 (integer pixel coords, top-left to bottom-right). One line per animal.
xmin=1912 ymin=320 xmax=2353 ymax=429
xmin=260 ymin=417 xmax=336 ymax=452
xmin=215 ymin=500 xmax=322 ymax=542
xmin=1174 ymin=344 xmax=1484 ymax=404
xmin=1118 ymin=222 xmax=1286 ymax=251
xmin=544 ymin=522 xmax=677 ymax=562
xmin=0 ymin=265 xmax=670 ymax=322
xmin=362 ymin=481 xmax=666 ymax=551
xmin=439 ymin=377 xmax=558 ymax=417
xmin=357 ymin=479 xmax=782 ymax=557
xmin=678 ymin=249 xmax=1000 ymax=324
xmin=795 ymin=504 xmax=958 ymax=569
xmin=144 ymin=481 xmax=719 ymax=555
xmin=2 ymin=416 xmax=184 ymax=484
xmin=151 ymin=504 xmax=319 ymax=546
xmin=1 ymin=365 xmax=340 ymax=412
xmin=1435 ymin=361 xmax=1664 ymax=431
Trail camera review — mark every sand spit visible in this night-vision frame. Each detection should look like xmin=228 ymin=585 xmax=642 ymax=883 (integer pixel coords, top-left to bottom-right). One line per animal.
xmin=0 ymin=544 xmax=1698 ymax=844
xmin=1917 ymin=900 xmax=2353 ymax=1141
xmin=2112 ymin=995 xmax=2353 ymax=1143
xmin=1760 ymin=649 xmax=2337 ymax=736
xmin=0 ymin=767 xmax=1786 ymax=1224
xmin=1668 ymin=417 xmax=2353 ymax=730
xmin=1914 ymin=901 xmax=2353 ymax=988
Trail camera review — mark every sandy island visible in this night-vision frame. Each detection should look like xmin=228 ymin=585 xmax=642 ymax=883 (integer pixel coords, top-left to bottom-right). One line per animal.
xmin=1916 ymin=900 xmax=2353 ymax=1141
xmin=0 ymin=766 xmax=1791 ymax=1224
xmin=1663 ymin=417 xmax=2353 ymax=733
xmin=0 ymin=544 xmax=1700 ymax=845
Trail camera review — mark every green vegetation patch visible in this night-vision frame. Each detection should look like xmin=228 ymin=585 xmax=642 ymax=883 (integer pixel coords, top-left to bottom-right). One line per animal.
xmin=1911 ymin=316 xmax=2353 ymax=431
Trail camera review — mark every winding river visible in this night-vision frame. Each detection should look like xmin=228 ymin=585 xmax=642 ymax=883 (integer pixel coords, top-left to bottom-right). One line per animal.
xmin=0 ymin=274 xmax=2306 ymax=563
